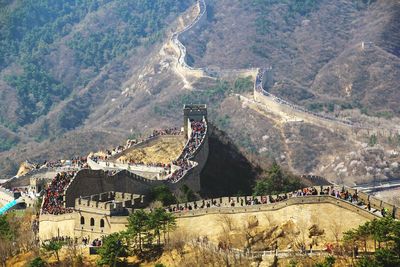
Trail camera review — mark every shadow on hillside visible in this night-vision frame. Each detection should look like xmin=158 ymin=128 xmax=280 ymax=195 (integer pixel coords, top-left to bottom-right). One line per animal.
xmin=200 ymin=124 xmax=261 ymax=197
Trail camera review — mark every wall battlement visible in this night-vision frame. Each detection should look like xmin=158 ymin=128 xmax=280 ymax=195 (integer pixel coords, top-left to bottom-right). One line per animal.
xmin=65 ymin=110 xmax=208 ymax=206
xmin=170 ymin=195 xmax=380 ymax=220
xmin=183 ymin=104 xmax=207 ymax=137
xmin=39 ymin=193 xmax=389 ymax=241
xmin=75 ymin=191 xmax=144 ymax=212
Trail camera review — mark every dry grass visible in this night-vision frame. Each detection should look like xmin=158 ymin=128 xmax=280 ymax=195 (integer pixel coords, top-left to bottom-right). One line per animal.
xmin=176 ymin=202 xmax=371 ymax=251
xmin=1 ymin=0 xmax=399 ymax=190
xmin=118 ymin=136 xmax=185 ymax=164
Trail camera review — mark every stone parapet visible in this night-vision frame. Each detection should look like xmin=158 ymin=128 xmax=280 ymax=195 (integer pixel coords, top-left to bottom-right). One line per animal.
xmin=74 ymin=191 xmax=143 ymax=214
xmin=254 ymin=90 xmax=352 ymax=134
xmin=39 ymin=212 xmax=76 ymax=222
xmin=170 ymin=195 xmax=380 ymax=220
xmin=39 ymin=191 xmax=398 ymax=241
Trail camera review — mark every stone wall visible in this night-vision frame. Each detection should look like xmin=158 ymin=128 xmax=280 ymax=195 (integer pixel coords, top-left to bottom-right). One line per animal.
xmin=64 ymin=169 xmax=156 ymax=208
xmin=74 ymin=192 xmax=144 ymax=215
xmin=0 ymin=188 xmax=14 ymax=206
xmin=38 ymin=213 xmax=76 ymax=240
xmin=171 ymin=0 xmax=208 ymax=79
xmin=69 ymin=111 xmax=209 ymax=203
xmin=39 ymin=194 xmax=383 ymax=241
xmin=254 ymin=70 xmax=399 ymax=139
xmin=75 ymin=211 xmax=112 ymax=240
xmin=88 ymin=157 xmax=164 ymax=179
xmin=254 ymin=90 xmax=352 ymax=134
xmin=175 ymin=202 xmax=372 ymax=246
xmin=66 ymin=148 xmax=209 ymax=208
xmin=171 ymin=195 xmax=379 ymax=221
xmin=75 ymin=213 xmax=131 ymax=240
xmin=345 ymin=187 xmax=398 ymax=218
xmin=183 ymin=104 xmax=207 ymax=136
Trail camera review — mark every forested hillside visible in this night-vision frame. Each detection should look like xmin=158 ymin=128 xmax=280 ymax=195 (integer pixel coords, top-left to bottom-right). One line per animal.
xmin=0 ymin=0 xmax=399 ymax=185
xmin=0 ymin=0 xmax=191 ymax=150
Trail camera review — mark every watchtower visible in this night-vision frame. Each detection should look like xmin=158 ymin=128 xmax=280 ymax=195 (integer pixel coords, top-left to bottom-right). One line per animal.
xmin=262 ymin=66 xmax=274 ymax=90
xmin=30 ymin=177 xmax=47 ymax=195
xmin=361 ymin=41 xmax=374 ymax=50
xmin=183 ymin=104 xmax=207 ymax=138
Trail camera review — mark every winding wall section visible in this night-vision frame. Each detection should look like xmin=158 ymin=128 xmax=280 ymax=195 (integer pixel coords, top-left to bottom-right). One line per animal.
xmin=66 ymin=119 xmax=209 ymax=206
xmin=39 ymin=194 xmax=390 ymax=241
xmin=170 ymin=0 xmax=208 ymax=78
xmin=253 ymin=70 xmax=399 ymax=137
xmin=170 ymin=1 xmax=399 ymax=136
xmin=170 ymin=0 xmax=258 ymax=80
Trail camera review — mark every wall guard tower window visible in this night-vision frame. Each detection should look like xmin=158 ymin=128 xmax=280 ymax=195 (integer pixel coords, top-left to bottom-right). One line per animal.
xmin=90 ymin=218 xmax=95 ymax=226
xmin=100 ymin=219 xmax=105 ymax=228
xmin=80 ymin=216 xmax=85 ymax=225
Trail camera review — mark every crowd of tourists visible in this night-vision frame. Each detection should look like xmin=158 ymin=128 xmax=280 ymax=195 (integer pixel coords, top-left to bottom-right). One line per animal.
xmin=179 ymin=121 xmax=206 ymax=160
xmin=109 ymin=158 xmax=171 ymax=170
xmin=89 ymin=122 xmax=205 ymax=182
xmin=150 ymin=127 xmax=181 ymax=137
xmin=167 ymin=120 xmax=206 ymax=182
xmin=42 ymin=236 xmax=104 ymax=247
xmin=43 ymin=157 xmax=88 ymax=169
xmin=166 ymin=186 xmax=367 ymax=213
xmin=167 ymin=159 xmax=194 ymax=182
xmin=95 ymin=154 xmax=174 ymax=173
xmin=90 ymin=155 xmax=106 ymax=163
xmin=92 ymin=121 xmax=206 ymax=181
xmin=91 ymin=238 xmax=103 ymax=247
xmin=320 ymin=187 xmax=359 ymax=202
xmin=41 ymin=172 xmax=75 ymax=215
xmin=21 ymin=157 xmax=88 ymax=177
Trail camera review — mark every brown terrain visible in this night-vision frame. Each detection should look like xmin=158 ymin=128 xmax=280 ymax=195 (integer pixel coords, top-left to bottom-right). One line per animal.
xmin=0 ymin=0 xmax=399 ymax=189
xmin=118 ymin=136 xmax=185 ymax=165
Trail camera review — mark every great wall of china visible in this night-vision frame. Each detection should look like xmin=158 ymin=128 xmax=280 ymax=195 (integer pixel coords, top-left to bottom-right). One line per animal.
xmin=1 ymin=0 xmax=399 ymax=246
xmin=169 ymin=0 xmax=258 ymax=82
xmin=38 ymin=184 xmax=400 ymax=241
xmin=70 ymin=106 xmax=209 ymax=199
xmin=254 ymin=69 xmax=400 ymax=138
xmin=35 ymin=104 xmax=210 ymax=239
xmin=170 ymin=1 xmax=400 ymax=138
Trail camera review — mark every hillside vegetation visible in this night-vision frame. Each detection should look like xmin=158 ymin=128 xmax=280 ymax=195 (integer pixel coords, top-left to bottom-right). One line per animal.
xmin=0 ymin=0 xmax=192 ymax=147
xmin=183 ymin=0 xmax=399 ymax=117
xmin=0 ymin=0 xmax=399 ymax=186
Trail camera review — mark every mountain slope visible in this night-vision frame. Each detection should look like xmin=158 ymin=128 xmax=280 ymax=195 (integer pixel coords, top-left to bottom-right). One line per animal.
xmin=0 ymin=0 xmax=399 ymax=187
xmin=183 ymin=0 xmax=400 ymax=116
xmin=0 ymin=0 xmax=193 ymax=144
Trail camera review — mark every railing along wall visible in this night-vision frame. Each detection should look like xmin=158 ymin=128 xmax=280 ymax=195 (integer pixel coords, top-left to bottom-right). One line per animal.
xmin=167 ymin=195 xmax=381 ymax=220
xmin=254 ymin=69 xmax=400 ymax=136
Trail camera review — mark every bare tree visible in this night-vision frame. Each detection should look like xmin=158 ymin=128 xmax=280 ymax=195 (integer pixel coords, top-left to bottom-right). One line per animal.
xmin=16 ymin=212 xmax=37 ymax=253
xmin=292 ymin=218 xmax=309 ymax=253
xmin=165 ymin=229 xmax=193 ymax=258
xmin=65 ymin=239 xmax=83 ymax=266
xmin=217 ymin=214 xmax=236 ymax=232
xmin=331 ymin=220 xmax=343 ymax=246
xmin=0 ymin=239 xmax=12 ymax=267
